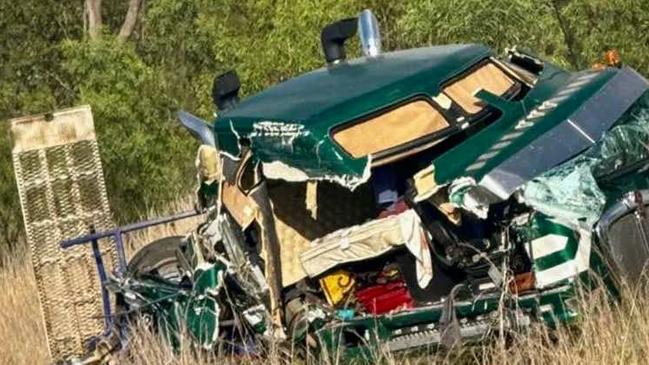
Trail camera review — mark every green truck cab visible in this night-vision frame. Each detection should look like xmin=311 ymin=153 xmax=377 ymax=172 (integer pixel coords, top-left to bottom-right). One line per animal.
xmin=123 ymin=9 xmax=649 ymax=359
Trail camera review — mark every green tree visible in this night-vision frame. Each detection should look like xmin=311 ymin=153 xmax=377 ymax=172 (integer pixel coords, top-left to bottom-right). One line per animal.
xmin=60 ymin=38 xmax=196 ymax=220
xmin=395 ymin=0 xmax=571 ymax=67
xmin=558 ymin=0 xmax=649 ymax=73
xmin=0 ymin=0 xmax=82 ymax=250
xmin=3 ymin=0 xmax=649 ymax=254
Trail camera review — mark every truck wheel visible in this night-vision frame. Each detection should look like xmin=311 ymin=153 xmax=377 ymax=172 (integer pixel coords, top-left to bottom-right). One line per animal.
xmin=115 ymin=236 xmax=187 ymax=336
xmin=126 ymin=236 xmax=186 ymax=282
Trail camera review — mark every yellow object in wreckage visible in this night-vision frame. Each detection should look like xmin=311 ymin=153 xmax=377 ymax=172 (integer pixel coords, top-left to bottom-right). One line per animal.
xmin=320 ymin=270 xmax=355 ymax=306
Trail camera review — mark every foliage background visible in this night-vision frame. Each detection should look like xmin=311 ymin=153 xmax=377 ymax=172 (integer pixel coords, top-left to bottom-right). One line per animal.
xmin=1 ymin=0 xmax=648 ymax=252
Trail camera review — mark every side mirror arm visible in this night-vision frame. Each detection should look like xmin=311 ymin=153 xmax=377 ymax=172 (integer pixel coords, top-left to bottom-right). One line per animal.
xmin=177 ymin=110 xmax=216 ymax=147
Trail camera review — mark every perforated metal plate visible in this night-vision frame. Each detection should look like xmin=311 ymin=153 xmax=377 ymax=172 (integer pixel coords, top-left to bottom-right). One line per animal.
xmin=11 ymin=105 xmax=116 ymax=361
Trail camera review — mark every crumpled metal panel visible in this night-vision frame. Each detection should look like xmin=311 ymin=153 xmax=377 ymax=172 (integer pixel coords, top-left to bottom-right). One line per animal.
xmin=10 ymin=106 xmax=116 ymax=361
xmin=482 ymin=67 xmax=649 ymax=200
xmin=523 ymin=91 xmax=649 ymax=227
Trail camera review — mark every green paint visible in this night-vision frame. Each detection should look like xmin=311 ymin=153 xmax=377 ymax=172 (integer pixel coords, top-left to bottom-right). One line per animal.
xmin=212 ymin=43 xmax=626 ymax=191
xmin=185 ymin=264 xmax=222 ymax=348
xmin=124 ymin=263 xmax=226 ymax=350
xmin=433 ymin=67 xmax=616 ymax=184
xmin=214 ymin=44 xmax=491 ymax=182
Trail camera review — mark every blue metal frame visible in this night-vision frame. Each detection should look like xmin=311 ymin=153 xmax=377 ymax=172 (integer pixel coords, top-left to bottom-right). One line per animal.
xmin=60 ymin=209 xmax=202 ymax=335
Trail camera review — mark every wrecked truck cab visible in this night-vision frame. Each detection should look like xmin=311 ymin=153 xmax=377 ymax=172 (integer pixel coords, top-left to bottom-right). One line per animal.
xmin=197 ymin=16 xmax=649 ymax=354
xmin=55 ymin=9 xmax=649 ymax=362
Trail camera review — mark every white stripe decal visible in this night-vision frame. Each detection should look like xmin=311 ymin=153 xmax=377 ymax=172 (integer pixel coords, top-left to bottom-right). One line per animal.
xmin=478 ymin=150 xmax=500 ymax=160
xmin=466 ymin=160 xmax=487 ymax=171
xmin=547 ymin=95 xmax=570 ymax=104
xmin=529 ymin=234 xmax=569 ymax=258
xmin=556 ymin=86 xmax=579 ymax=96
xmin=501 ymin=131 xmax=524 ymax=140
xmin=567 ymin=78 xmax=591 ymax=88
xmin=479 ymin=174 xmax=510 ymax=199
xmin=492 ymin=141 xmax=510 ymax=149
xmin=539 ymin=304 xmax=554 ymax=313
xmin=534 ymin=230 xmax=592 ymax=288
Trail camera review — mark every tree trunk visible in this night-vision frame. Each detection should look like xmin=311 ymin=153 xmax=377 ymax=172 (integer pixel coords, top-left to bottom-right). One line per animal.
xmin=86 ymin=0 xmax=102 ymax=40
xmin=118 ymin=0 xmax=142 ymax=42
xmin=549 ymin=0 xmax=581 ymax=69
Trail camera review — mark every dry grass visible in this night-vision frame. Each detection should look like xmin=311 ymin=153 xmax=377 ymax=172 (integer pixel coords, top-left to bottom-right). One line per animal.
xmin=0 ymin=252 xmax=50 ymax=364
xmin=2 ymin=209 xmax=649 ymax=364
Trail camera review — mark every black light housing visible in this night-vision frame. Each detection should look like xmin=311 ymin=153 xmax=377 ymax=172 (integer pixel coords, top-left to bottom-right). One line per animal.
xmin=320 ymin=17 xmax=358 ymax=64
xmin=212 ymin=70 xmax=241 ymax=111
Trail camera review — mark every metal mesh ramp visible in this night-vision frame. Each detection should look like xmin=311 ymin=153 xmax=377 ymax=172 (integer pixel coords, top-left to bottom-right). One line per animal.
xmin=10 ymin=105 xmax=116 ymax=361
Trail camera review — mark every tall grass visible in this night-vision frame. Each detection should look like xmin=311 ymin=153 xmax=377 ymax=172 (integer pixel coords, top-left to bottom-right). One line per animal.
xmin=0 ymin=251 xmax=49 ymax=364
xmin=2 ymin=209 xmax=649 ymax=364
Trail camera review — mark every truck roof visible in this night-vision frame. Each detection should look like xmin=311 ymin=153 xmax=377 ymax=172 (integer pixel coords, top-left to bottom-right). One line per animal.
xmin=217 ymin=44 xmax=491 ymax=128
xmin=212 ymin=43 xmax=645 ymax=193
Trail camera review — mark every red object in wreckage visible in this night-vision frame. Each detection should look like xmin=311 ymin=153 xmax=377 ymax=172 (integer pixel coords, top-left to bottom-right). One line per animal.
xmin=356 ymin=280 xmax=414 ymax=314
xmin=377 ymin=199 xmax=409 ymax=218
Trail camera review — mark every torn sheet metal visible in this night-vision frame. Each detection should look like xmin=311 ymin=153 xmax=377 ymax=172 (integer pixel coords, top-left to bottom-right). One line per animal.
xmin=448 ymin=178 xmax=490 ymax=219
xmin=221 ymin=180 xmax=257 ymax=228
xmin=125 ymin=261 xmax=225 ymax=351
xmin=222 ymin=119 xmax=371 ymax=190
xmin=247 ymin=181 xmax=287 ymax=336
xmin=185 ymin=263 xmax=222 ymax=349
xmin=523 ymin=90 xmax=649 ymax=227
xmin=261 ymin=157 xmax=372 ymax=190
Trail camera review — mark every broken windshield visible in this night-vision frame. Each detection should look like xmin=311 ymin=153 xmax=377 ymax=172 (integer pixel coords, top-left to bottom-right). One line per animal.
xmin=523 ymin=90 xmax=649 ymax=228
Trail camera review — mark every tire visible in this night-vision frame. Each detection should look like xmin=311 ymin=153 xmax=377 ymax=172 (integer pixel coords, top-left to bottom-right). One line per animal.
xmin=126 ymin=236 xmax=186 ymax=282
